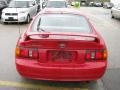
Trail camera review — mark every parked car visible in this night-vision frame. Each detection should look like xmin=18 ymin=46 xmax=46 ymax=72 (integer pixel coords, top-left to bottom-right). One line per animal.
xmin=44 ymin=0 xmax=68 ymax=8
xmin=1 ymin=0 xmax=38 ymax=24
xmin=0 ymin=0 xmax=8 ymax=19
xmin=89 ymin=2 xmax=94 ymax=6
xmin=15 ymin=8 xmax=107 ymax=81
xmin=111 ymin=4 xmax=120 ymax=19
xmin=93 ymin=2 xmax=102 ymax=7
xmin=103 ymin=2 xmax=114 ymax=9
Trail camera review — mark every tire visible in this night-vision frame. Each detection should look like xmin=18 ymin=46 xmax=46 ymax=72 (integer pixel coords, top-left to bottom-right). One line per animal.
xmin=111 ymin=15 xmax=114 ymax=18
xmin=26 ymin=15 xmax=30 ymax=24
xmin=111 ymin=13 xmax=114 ymax=18
xmin=3 ymin=22 xmax=8 ymax=25
xmin=111 ymin=11 xmax=114 ymax=18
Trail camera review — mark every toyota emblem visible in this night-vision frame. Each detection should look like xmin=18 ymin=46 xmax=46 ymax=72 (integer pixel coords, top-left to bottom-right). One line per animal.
xmin=59 ymin=43 xmax=66 ymax=49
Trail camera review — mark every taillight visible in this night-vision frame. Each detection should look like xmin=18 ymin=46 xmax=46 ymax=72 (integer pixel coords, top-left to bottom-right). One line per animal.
xmin=86 ymin=49 xmax=107 ymax=60
xmin=20 ymin=48 xmax=29 ymax=57
xmin=15 ymin=47 xmax=39 ymax=59
xmin=29 ymin=49 xmax=39 ymax=59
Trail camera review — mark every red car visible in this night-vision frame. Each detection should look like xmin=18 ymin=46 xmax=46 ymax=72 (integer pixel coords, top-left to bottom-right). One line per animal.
xmin=15 ymin=8 xmax=107 ymax=81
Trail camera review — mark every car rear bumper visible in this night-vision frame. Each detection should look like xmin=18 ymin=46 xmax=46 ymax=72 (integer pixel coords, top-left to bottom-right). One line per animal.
xmin=1 ymin=14 xmax=27 ymax=23
xmin=114 ymin=14 xmax=120 ymax=18
xmin=16 ymin=59 xmax=107 ymax=81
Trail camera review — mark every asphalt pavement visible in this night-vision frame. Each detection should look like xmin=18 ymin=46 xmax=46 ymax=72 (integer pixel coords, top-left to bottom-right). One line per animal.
xmin=0 ymin=7 xmax=120 ymax=90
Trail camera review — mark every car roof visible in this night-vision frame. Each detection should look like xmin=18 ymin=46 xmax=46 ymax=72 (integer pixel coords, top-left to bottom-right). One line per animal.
xmin=39 ymin=8 xmax=85 ymax=17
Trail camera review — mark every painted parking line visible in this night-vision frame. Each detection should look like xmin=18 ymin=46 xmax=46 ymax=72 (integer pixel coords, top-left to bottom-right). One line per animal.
xmin=0 ymin=80 xmax=88 ymax=90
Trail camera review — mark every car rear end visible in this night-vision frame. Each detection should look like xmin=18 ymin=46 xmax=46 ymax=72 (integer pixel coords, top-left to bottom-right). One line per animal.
xmin=15 ymin=9 xmax=107 ymax=81
xmin=1 ymin=0 xmax=31 ymax=23
xmin=111 ymin=4 xmax=120 ymax=18
xmin=2 ymin=12 xmax=22 ymax=22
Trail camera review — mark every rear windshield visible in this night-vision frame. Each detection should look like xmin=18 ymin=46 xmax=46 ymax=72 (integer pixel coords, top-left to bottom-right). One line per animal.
xmin=46 ymin=1 xmax=67 ymax=8
xmin=9 ymin=1 xmax=32 ymax=8
xmin=32 ymin=14 xmax=92 ymax=33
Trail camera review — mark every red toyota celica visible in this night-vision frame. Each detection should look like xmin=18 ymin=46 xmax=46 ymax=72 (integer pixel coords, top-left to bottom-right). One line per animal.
xmin=15 ymin=8 xmax=107 ymax=81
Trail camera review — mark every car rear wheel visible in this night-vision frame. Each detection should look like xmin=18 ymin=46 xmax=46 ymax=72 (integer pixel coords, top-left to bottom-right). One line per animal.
xmin=26 ymin=15 xmax=30 ymax=24
xmin=111 ymin=15 xmax=114 ymax=18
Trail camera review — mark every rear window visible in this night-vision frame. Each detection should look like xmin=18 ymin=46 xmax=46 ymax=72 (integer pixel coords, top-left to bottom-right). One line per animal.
xmin=46 ymin=1 xmax=67 ymax=8
xmin=32 ymin=14 xmax=92 ymax=33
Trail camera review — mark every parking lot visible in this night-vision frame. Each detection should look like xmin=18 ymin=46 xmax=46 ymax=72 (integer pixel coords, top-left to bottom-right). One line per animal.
xmin=0 ymin=7 xmax=120 ymax=90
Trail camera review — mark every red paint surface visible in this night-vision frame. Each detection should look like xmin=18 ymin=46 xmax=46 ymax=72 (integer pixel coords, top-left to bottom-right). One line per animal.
xmin=15 ymin=8 xmax=107 ymax=81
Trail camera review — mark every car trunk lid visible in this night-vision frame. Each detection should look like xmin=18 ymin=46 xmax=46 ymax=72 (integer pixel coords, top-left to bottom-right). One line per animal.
xmin=17 ymin=32 xmax=105 ymax=64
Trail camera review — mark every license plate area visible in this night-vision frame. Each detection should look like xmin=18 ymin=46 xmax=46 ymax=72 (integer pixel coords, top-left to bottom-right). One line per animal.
xmin=8 ymin=17 xmax=14 ymax=20
xmin=48 ymin=50 xmax=76 ymax=63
